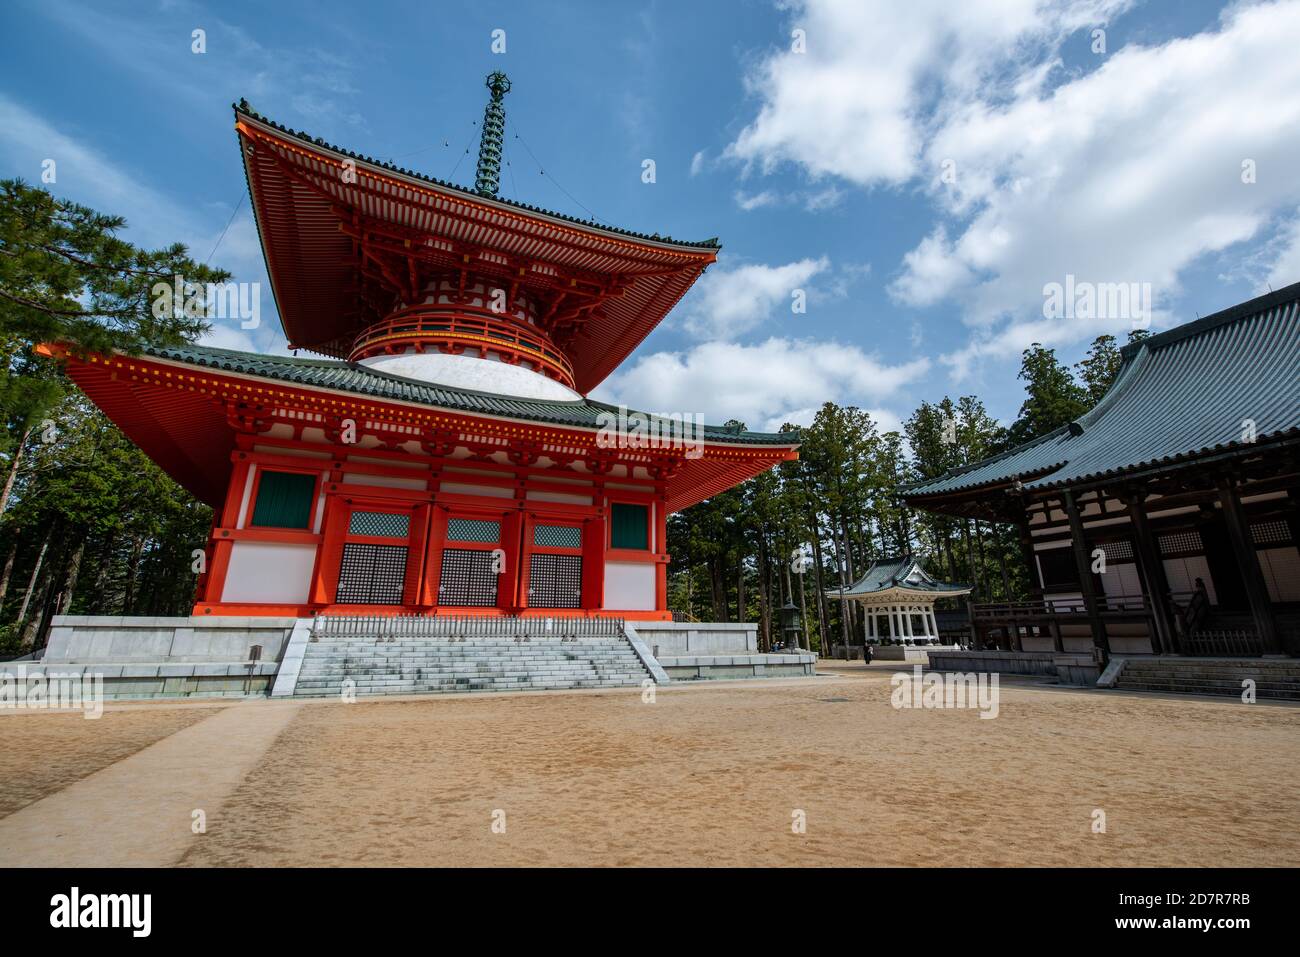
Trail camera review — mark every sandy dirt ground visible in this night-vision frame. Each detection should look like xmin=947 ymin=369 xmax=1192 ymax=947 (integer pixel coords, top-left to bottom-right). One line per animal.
xmin=0 ymin=705 xmax=218 ymax=818
xmin=1 ymin=667 xmax=1297 ymax=867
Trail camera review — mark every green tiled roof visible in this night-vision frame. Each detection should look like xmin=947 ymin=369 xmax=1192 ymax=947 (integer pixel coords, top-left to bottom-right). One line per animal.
xmin=142 ymin=342 xmax=798 ymax=447
xmin=827 ymin=555 xmax=970 ymax=598
xmin=903 ymin=282 xmax=1300 ymax=499
xmin=234 ymin=100 xmax=720 ymax=251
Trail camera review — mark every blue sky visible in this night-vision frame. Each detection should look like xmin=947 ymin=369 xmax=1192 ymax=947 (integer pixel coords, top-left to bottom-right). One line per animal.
xmin=4 ymin=0 xmax=1299 ymax=435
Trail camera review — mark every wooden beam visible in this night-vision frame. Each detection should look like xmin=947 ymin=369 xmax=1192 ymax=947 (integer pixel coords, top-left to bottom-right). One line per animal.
xmin=1123 ymin=489 xmax=1175 ymax=654
xmin=1062 ymin=490 xmax=1109 ymax=659
xmin=1216 ymin=476 xmax=1280 ymax=652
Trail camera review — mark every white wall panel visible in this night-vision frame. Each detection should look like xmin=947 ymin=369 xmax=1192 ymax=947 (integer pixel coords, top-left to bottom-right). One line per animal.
xmin=222 ymin=542 xmax=317 ymax=604
xmin=604 ymin=561 xmax=655 ymax=611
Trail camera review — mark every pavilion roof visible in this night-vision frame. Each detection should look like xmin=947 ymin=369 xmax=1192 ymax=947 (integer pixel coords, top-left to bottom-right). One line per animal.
xmin=234 ymin=102 xmax=719 ymax=393
xmin=826 ymin=555 xmax=970 ymax=600
xmin=902 ymin=282 xmax=1300 ymax=509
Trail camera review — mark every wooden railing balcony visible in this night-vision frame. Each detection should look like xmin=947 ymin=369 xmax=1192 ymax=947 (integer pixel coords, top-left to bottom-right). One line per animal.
xmin=350 ymin=304 xmax=576 ymax=387
xmin=972 ymin=595 xmax=1149 ymax=621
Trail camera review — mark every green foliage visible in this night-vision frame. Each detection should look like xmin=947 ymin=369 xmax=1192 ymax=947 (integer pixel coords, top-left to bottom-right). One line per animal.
xmin=1007 ymin=343 xmax=1089 ymax=444
xmin=0 ymin=178 xmax=228 ymax=498
xmin=0 ymin=391 xmax=212 ymax=631
xmin=0 ymin=178 xmax=226 ymax=353
xmin=0 ymin=181 xmax=227 ymax=648
xmin=1075 ymin=334 xmax=1122 ymax=405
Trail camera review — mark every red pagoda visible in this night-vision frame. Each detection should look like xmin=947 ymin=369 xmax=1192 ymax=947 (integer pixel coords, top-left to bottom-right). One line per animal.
xmin=48 ymin=74 xmax=799 ymax=620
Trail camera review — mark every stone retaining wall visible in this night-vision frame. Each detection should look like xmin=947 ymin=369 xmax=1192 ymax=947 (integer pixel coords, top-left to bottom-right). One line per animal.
xmin=657 ymin=652 xmax=817 ymax=680
xmin=44 ymin=616 xmax=299 ymax=664
xmin=634 ymin=622 xmax=758 ymax=656
xmin=925 ymin=649 xmax=1060 ymax=676
xmin=13 ymin=616 xmax=301 ymax=699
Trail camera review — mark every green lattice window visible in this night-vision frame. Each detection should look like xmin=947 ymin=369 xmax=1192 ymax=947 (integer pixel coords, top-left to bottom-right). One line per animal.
xmin=534 ymin=524 xmax=581 ymax=549
xmin=250 ymin=470 xmax=316 ymax=530
xmin=348 ymin=511 xmax=410 ymax=538
xmin=610 ymin=503 xmax=649 ymax=550
xmin=447 ymin=518 xmax=501 ymax=543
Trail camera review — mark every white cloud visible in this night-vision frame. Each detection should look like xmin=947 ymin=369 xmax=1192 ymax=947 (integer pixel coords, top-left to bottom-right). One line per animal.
xmin=733 ymin=186 xmax=846 ymax=212
xmin=734 ymin=189 xmax=780 ymax=211
xmin=730 ymin=0 xmax=1300 ymax=380
xmin=912 ymin=2 xmax=1300 ymax=330
xmin=1265 ymin=208 xmax=1300 ymax=290
xmin=889 ymin=227 xmax=973 ymax=308
xmin=594 ymin=337 xmax=927 ymax=434
xmin=727 ymin=0 xmax=1131 ymax=186
xmin=690 ymin=150 xmax=706 ymax=176
xmin=678 ymin=257 xmax=830 ymax=338
xmin=803 ymin=185 xmax=844 ymax=211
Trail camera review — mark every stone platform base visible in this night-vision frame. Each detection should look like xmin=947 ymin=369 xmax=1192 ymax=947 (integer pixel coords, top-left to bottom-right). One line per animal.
xmin=925 ymin=649 xmax=1061 ymax=677
xmin=5 ymin=661 xmax=278 ymax=698
xmin=11 ymin=616 xmax=299 ymax=699
xmin=6 ymin=615 xmax=818 ymax=700
xmin=926 ymin=648 xmax=1101 ymax=686
xmin=657 ymin=653 xmax=817 ymax=680
xmin=1110 ymin=655 xmax=1300 ymax=700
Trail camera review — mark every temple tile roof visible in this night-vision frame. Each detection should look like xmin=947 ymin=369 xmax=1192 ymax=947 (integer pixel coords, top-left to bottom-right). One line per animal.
xmin=902 ymin=281 xmax=1300 ymax=501
xmin=233 ymin=100 xmax=720 ymax=251
xmin=826 ymin=555 xmax=971 ymax=599
xmin=141 ymin=342 xmax=799 ymax=447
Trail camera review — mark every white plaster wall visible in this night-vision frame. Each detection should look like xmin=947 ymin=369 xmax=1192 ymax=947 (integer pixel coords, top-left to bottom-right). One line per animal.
xmin=341 ymin=472 xmax=427 ymax=491
xmin=1259 ymin=546 xmax=1300 ymax=602
xmin=526 ymin=490 xmax=592 ymax=505
xmin=222 ymin=542 xmax=318 ymax=604
xmin=1100 ymin=562 xmax=1142 ymax=599
xmin=1163 ymin=555 xmax=1217 ymax=603
xmin=440 ymin=481 xmax=513 ymax=499
xmin=252 ymin=444 xmax=329 ymax=459
xmin=604 ymin=561 xmax=655 ymax=610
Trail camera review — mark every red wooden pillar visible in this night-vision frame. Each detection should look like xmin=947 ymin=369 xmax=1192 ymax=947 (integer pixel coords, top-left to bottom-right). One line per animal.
xmin=501 ymin=510 xmax=524 ymax=613
xmin=404 ymin=503 xmax=431 ymax=608
xmin=310 ymin=493 xmax=348 ymax=606
xmin=420 ymin=506 xmax=449 ymax=607
xmin=582 ymin=513 xmax=606 ymax=612
xmin=201 ymin=456 xmax=254 ymax=606
xmin=193 ymin=514 xmax=219 ymax=607
xmin=654 ymin=497 xmax=669 ymax=612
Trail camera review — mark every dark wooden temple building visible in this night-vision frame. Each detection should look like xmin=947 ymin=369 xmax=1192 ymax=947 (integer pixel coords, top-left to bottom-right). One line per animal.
xmin=903 ymin=284 xmax=1300 ymax=659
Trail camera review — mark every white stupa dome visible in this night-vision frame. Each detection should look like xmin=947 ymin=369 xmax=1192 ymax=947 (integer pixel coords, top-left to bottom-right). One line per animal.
xmin=359 ymin=349 xmax=583 ymax=402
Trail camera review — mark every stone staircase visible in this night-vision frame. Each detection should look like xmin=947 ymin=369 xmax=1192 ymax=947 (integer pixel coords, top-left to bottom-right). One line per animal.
xmin=1112 ymin=657 xmax=1300 ymax=701
xmin=291 ymin=634 xmax=652 ymax=698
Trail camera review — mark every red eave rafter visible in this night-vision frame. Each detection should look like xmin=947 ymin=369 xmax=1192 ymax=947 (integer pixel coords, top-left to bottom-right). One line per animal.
xmin=237 ymin=120 xmax=714 ymax=271
xmin=235 ymin=117 xmax=717 ymax=392
xmin=47 ymin=345 xmax=795 ymax=510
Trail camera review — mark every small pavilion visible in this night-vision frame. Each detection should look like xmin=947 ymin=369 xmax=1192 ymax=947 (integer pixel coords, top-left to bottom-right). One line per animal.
xmin=828 ymin=555 xmax=971 ymax=643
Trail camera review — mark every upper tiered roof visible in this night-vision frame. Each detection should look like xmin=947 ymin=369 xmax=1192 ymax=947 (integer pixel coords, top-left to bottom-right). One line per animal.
xmin=234 ymin=97 xmax=719 ymax=394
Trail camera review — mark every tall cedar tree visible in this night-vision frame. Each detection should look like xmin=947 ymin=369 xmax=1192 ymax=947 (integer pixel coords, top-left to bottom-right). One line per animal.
xmin=0 ymin=180 xmax=227 ymax=650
